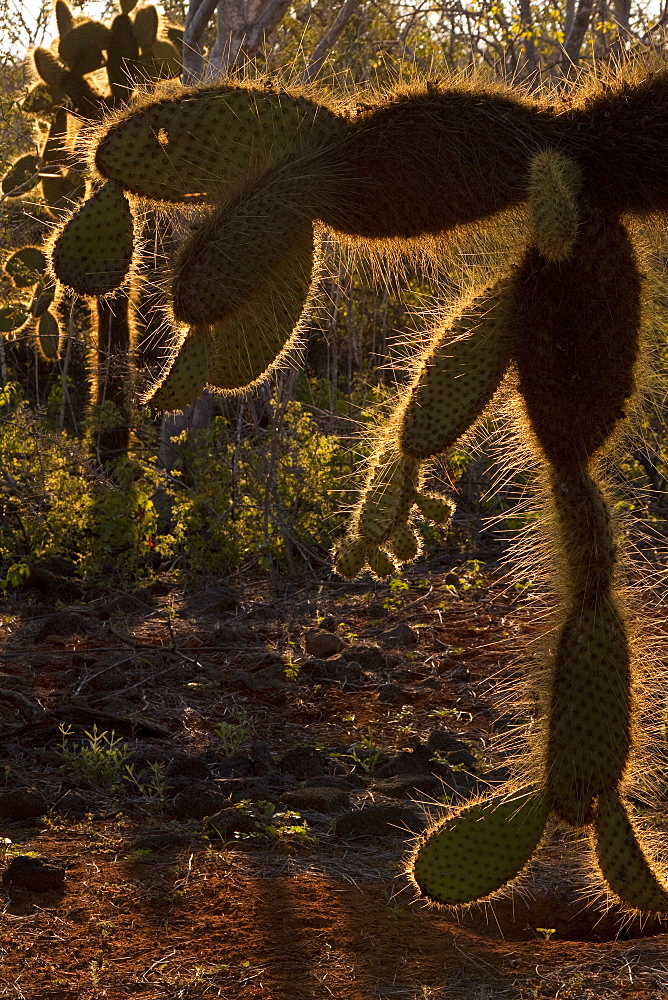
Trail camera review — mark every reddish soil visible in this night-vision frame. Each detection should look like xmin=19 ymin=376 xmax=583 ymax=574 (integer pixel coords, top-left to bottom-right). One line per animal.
xmin=1 ymin=559 xmax=667 ymax=999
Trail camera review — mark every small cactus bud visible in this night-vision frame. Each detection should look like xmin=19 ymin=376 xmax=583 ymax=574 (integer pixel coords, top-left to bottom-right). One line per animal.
xmin=528 ymin=149 xmax=582 ymax=263
xmin=333 ymin=537 xmax=367 ymax=579
xmin=366 ymin=546 xmax=396 ymax=580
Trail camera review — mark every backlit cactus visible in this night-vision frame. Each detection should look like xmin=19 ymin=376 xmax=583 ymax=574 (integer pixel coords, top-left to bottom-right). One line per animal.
xmin=48 ymin=65 xmax=668 ymax=912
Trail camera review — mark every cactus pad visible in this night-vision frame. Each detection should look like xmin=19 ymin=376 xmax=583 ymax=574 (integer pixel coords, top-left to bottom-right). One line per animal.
xmin=547 ymin=603 xmax=632 ymax=827
xmin=413 ymin=786 xmax=549 ymax=905
xmin=594 ymin=788 xmax=668 ymax=913
xmin=4 ymin=246 xmax=47 ymax=287
xmin=366 ymin=546 xmax=397 ymax=579
xmin=36 ymin=308 xmax=62 ymax=360
xmin=400 ymin=281 xmax=513 ymax=460
xmin=332 ymin=537 xmax=367 ymax=579
xmin=172 ymin=173 xmax=315 ymax=326
xmin=52 ymin=180 xmax=134 ymax=295
xmin=95 ymin=85 xmax=343 ymax=203
xmin=527 ymin=149 xmax=582 ymax=262
xmin=144 ymin=325 xmax=214 ymax=411
xmin=2 ymin=154 xmax=41 ymax=196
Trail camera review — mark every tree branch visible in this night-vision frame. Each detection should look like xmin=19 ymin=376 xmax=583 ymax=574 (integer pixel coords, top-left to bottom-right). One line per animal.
xmin=301 ymin=0 xmax=364 ymax=83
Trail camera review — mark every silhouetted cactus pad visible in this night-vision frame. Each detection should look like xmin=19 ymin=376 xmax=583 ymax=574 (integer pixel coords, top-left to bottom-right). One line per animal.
xmin=4 ymin=246 xmax=47 ymax=286
xmin=52 ymin=180 xmax=134 ymax=295
xmin=0 ymin=303 xmax=28 ymax=334
xmin=594 ymin=788 xmax=668 ymax=913
xmin=144 ymin=326 xmax=214 ymax=410
xmin=2 ymin=153 xmax=41 ymax=195
xmin=36 ymin=308 xmax=62 ymax=361
xmin=413 ymin=786 xmax=548 ymax=905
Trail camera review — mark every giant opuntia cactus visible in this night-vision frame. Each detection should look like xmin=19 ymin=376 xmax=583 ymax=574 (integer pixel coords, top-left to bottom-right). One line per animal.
xmin=49 ymin=65 xmax=668 ymax=912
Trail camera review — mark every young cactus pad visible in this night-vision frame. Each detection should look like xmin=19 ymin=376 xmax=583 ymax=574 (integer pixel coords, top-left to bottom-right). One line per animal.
xmin=412 ymin=786 xmax=549 ymax=905
xmin=399 ymin=279 xmax=513 ymax=460
xmin=144 ymin=325 xmax=214 ymax=410
xmin=52 ymin=180 xmax=134 ymax=295
xmin=594 ymin=788 xmax=668 ymax=914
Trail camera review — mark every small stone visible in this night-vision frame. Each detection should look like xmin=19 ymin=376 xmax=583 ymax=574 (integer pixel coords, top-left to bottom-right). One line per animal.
xmin=378 ymin=624 xmax=418 ymax=647
xmin=54 ymin=789 xmax=94 ymax=818
xmin=302 ymin=775 xmax=363 ymax=791
xmin=166 ymin=756 xmax=212 ymax=782
xmin=304 ymin=629 xmax=347 ymax=659
xmin=280 ymin=786 xmax=350 ymax=813
xmin=372 ymin=774 xmax=441 ymax=798
xmin=167 ymin=784 xmax=228 ymax=820
xmin=342 ymin=645 xmax=386 ymax=671
xmin=278 ymin=746 xmax=327 ymax=780
xmin=215 ymin=753 xmax=256 ymax=780
xmin=426 ymin=730 xmax=471 ymax=754
xmin=446 ymin=748 xmax=477 ymax=770
xmin=205 ymin=807 xmax=260 ymax=838
xmin=378 ymin=683 xmax=404 ymax=704
xmin=233 ymin=664 xmax=286 ymax=691
xmin=388 ymin=747 xmax=434 ymax=776
xmin=0 ymin=787 xmax=47 ymax=821
xmin=2 ymin=855 xmax=65 ymax=891
xmin=334 ymin=803 xmax=425 ymax=839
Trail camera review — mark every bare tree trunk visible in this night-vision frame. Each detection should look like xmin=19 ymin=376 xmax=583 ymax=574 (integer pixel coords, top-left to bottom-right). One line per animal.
xmin=183 ymin=0 xmax=220 ymax=81
xmin=301 ymin=0 xmax=363 ymax=82
xmin=208 ymin=0 xmax=291 ymax=76
xmin=561 ymin=0 xmax=595 ymax=73
xmin=518 ymin=0 xmax=539 ymax=83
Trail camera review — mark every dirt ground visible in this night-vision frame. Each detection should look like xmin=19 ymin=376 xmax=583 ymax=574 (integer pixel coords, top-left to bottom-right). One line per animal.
xmin=1 ymin=554 xmax=667 ymax=1000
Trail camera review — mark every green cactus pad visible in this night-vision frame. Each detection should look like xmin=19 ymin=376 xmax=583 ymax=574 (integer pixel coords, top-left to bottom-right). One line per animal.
xmin=0 ymin=303 xmax=28 ymax=334
xmin=32 ymin=47 xmax=66 ymax=87
xmin=173 ymin=174 xmax=315 ymax=326
xmin=36 ymin=308 xmax=62 ymax=360
xmin=400 ymin=281 xmax=512 ymax=460
xmin=528 ymin=148 xmax=581 ymax=263
xmin=2 ymin=153 xmax=41 ymax=196
xmin=547 ymin=602 xmax=632 ymax=827
xmin=133 ymin=5 xmax=159 ymax=50
xmin=52 ymin=180 xmax=134 ymax=295
xmin=204 ymin=223 xmax=317 ymax=393
xmin=366 ymin=546 xmax=397 ymax=580
xmin=594 ymin=788 xmax=668 ymax=913
xmin=414 ymin=491 xmax=455 ymax=525
xmin=413 ymin=786 xmax=549 ymax=905
xmin=107 ymin=12 xmax=140 ymax=99
xmin=144 ymin=325 xmax=214 ymax=411
xmin=333 ymin=537 xmax=367 ymax=579
xmin=95 ymin=84 xmax=343 ymax=203
xmin=389 ymin=522 xmax=420 ymax=562
xmin=4 ymin=246 xmax=47 ymax=287
xmin=40 ymin=167 xmax=85 ymax=211
xmin=354 ymin=446 xmax=418 ymax=546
